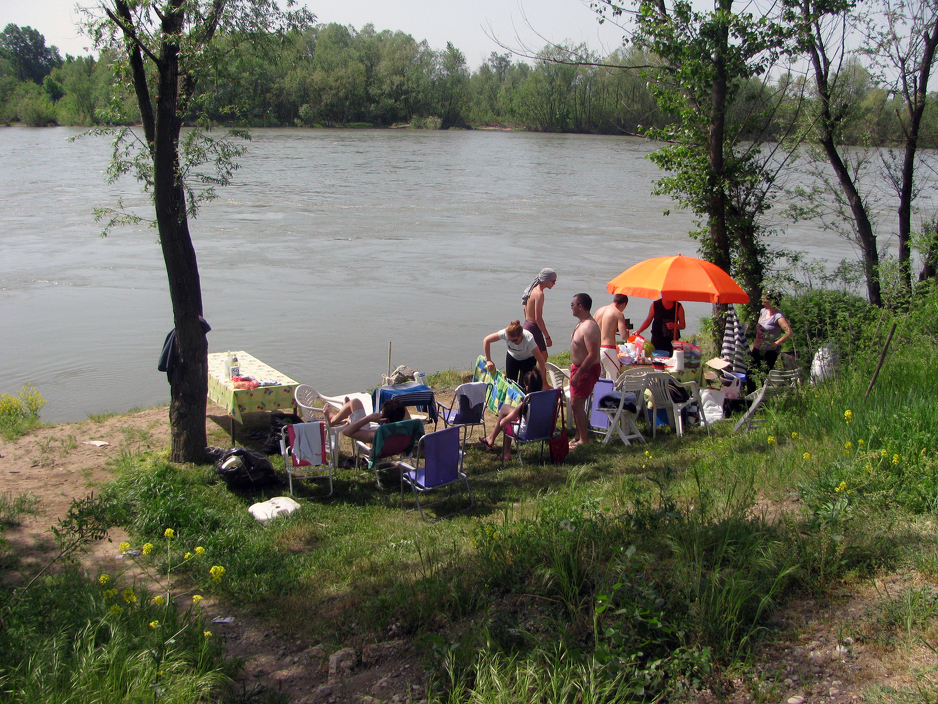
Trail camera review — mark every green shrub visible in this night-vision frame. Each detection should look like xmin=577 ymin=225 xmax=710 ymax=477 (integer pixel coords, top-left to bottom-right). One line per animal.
xmin=0 ymin=384 xmax=46 ymax=439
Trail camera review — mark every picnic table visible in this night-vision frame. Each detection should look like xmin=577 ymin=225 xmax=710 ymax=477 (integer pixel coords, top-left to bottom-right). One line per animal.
xmin=207 ymin=351 xmax=299 ymax=440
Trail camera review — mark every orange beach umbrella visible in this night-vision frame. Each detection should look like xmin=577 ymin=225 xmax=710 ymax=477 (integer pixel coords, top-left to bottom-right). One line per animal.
xmin=606 ymin=254 xmax=749 ymax=305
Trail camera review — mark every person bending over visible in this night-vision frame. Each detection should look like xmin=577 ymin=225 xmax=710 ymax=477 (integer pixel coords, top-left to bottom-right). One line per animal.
xmin=324 ymin=397 xmax=406 ymax=443
xmin=478 ymin=369 xmax=543 ymax=462
xmin=482 ymin=319 xmax=547 ymax=386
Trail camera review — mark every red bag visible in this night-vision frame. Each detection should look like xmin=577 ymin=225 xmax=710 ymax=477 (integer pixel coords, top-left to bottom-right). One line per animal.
xmin=549 ymin=399 xmax=569 ymax=464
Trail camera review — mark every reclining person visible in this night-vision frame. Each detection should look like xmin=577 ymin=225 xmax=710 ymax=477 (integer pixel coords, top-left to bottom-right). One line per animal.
xmin=324 ymin=397 xmax=407 ymax=443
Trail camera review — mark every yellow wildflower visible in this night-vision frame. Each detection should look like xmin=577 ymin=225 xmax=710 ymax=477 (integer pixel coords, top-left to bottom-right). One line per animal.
xmin=203 ymin=631 xmax=212 ymax=638
xmin=151 ymin=595 xmax=164 ymax=606
xmin=142 ymin=543 xmax=154 ymax=555
xmin=164 ymin=528 xmax=175 ymax=539
xmin=835 ymin=481 xmax=847 ymax=493
xmin=210 ymin=565 xmax=226 ymax=583
xmin=184 ymin=552 xmax=192 ymax=560
xmin=149 ymin=620 xmax=159 ymax=629
xmin=857 ymin=439 xmax=865 ymax=446
xmin=103 ymin=589 xmax=118 ymax=600
xmin=122 ymin=589 xmax=137 ymax=604
xmin=768 ymin=436 xmax=776 ymax=445
xmin=881 ymin=449 xmax=888 ymax=458
xmin=192 ymin=594 xmax=203 ymax=604
xmin=99 ymin=574 xmax=110 ymax=587
xmin=195 ymin=546 xmax=205 ymax=555
xmin=892 ymin=454 xmax=900 ymax=465
xmin=803 ymin=452 xmax=811 ymax=461
xmin=844 ymin=409 xmax=853 ymax=423
xmin=119 ymin=542 xmax=131 ymax=552
xmin=644 ymin=450 xmax=652 ymax=458
xmin=845 ymin=441 xmax=852 ymax=450
xmin=866 ymin=464 xmax=873 ymax=473
xmin=791 ymin=432 xmax=799 ymax=440
xmin=109 ymin=605 xmax=123 ymax=616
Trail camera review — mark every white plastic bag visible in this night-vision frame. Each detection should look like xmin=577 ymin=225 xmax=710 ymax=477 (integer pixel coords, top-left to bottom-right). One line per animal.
xmin=699 ymin=389 xmax=726 ymax=424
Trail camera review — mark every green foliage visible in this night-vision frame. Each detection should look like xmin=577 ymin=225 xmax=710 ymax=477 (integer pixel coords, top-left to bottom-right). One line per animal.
xmin=0 ymin=24 xmax=62 ymax=84
xmin=0 ymin=568 xmax=231 ymax=703
xmin=0 ymin=384 xmax=45 ymax=439
xmin=782 ymin=288 xmax=877 ymax=363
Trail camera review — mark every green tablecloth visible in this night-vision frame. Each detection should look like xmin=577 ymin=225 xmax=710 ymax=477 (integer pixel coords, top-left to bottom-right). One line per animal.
xmin=207 ymin=351 xmax=298 ymax=423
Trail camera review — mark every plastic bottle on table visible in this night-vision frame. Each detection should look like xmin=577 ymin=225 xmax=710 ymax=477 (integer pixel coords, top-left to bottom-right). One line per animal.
xmin=230 ymin=353 xmax=240 ymax=380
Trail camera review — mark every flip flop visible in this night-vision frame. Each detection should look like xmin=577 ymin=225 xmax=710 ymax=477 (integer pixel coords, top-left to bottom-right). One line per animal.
xmin=496 ymin=453 xmax=511 ymax=462
xmin=478 ymin=437 xmax=495 ymax=451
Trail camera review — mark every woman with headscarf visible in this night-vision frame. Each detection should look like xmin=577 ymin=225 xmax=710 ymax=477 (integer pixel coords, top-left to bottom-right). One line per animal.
xmin=521 ymin=267 xmax=557 ymax=352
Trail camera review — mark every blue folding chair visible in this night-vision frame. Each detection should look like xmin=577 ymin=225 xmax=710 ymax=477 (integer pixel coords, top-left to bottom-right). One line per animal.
xmin=506 ymin=388 xmax=561 ymax=466
xmin=399 ymin=425 xmax=473 ymax=521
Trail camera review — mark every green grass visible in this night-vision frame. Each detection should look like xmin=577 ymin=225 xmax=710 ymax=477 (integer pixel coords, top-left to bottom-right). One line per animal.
xmin=3 ymin=285 xmax=938 ymax=702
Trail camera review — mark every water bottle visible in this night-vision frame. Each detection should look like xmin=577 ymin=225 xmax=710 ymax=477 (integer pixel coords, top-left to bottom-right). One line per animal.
xmin=229 ymin=353 xmax=240 ymax=379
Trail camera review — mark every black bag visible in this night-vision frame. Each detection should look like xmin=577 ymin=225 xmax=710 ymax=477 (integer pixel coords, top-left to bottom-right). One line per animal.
xmin=214 ymin=447 xmax=281 ymax=489
xmin=261 ymin=411 xmax=303 ymax=455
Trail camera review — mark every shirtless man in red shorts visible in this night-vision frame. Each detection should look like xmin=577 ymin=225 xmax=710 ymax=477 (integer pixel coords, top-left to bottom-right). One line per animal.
xmin=569 ymin=293 xmax=601 ymax=449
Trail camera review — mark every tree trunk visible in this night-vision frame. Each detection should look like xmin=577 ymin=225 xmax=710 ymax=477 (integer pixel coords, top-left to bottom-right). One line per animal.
xmin=803 ymin=8 xmax=882 ymax=306
xmin=154 ymin=8 xmax=208 ymax=464
xmin=708 ymin=0 xmax=732 ymax=275
xmin=897 ymin=16 xmax=938 ymax=297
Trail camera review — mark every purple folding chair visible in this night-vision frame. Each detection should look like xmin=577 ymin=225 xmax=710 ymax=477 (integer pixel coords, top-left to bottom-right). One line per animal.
xmin=399 ymin=425 xmax=473 ymax=521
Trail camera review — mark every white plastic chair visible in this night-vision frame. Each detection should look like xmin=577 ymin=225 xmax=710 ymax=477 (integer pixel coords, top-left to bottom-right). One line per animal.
xmin=294 ymin=385 xmax=375 ymax=472
xmin=643 ymin=372 xmax=709 ymax=438
xmin=546 ymin=363 xmax=573 ymax=430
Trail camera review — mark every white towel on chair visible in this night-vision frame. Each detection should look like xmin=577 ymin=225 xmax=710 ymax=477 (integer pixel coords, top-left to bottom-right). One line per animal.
xmin=460 ymin=383 xmax=488 ymax=408
xmin=292 ymin=423 xmax=324 ymax=465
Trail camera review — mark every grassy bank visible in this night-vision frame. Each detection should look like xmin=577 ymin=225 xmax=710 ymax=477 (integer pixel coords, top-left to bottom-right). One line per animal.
xmin=2 ymin=285 xmax=937 ymax=702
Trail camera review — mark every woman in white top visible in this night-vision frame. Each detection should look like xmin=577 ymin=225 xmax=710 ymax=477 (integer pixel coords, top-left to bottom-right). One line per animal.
xmin=483 ymin=319 xmax=548 ymax=385
xmin=751 ymin=290 xmax=793 ymax=375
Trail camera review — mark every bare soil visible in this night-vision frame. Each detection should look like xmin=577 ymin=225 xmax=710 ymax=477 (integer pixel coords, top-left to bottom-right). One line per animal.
xmin=1 ymin=406 xmax=934 ymax=703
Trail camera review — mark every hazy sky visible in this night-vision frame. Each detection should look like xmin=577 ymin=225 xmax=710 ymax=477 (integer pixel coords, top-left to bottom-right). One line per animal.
xmin=0 ymin=0 xmax=629 ymax=69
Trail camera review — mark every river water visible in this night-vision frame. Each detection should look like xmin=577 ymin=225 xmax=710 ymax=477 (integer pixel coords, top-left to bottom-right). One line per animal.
xmin=0 ymin=126 xmax=885 ymax=423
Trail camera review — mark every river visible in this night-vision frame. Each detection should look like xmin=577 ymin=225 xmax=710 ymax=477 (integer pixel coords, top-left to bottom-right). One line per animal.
xmin=0 ymin=126 xmax=887 ymax=423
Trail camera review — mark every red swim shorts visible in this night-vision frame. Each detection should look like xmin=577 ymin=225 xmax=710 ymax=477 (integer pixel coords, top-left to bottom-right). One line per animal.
xmin=569 ymin=363 xmax=601 ymax=399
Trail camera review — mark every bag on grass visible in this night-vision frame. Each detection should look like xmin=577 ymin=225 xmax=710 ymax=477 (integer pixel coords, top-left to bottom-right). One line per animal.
xmin=215 ymin=447 xmax=281 ymax=489
xmin=261 ymin=411 xmax=303 ymax=455
xmin=549 ymin=399 xmax=569 ymax=465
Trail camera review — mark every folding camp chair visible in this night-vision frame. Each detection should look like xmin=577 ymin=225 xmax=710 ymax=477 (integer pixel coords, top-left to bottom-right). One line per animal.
xmin=436 ymin=382 xmax=491 ymax=438
xmin=399 ymin=425 xmax=474 ymax=521
xmin=588 ymin=377 xmax=615 ymax=437
xmin=734 ymin=369 xmax=800 ymax=432
xmin=280 ymin=422 xmax=333 ymax=496
xmin=598 ymin=371 xmax=647 ymax=446
xmin=507 ymin=388 xmax=561 ymax=466
xmin=355 ymin=419 xmax=425 ymax=489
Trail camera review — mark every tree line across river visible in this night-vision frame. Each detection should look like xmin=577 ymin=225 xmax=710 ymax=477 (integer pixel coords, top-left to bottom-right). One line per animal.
xmin=2 ymin=20 xmax=935 ymax=142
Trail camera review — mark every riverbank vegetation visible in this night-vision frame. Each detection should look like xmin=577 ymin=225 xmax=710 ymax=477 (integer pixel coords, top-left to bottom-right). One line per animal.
xmin=2 ymin=283 xmax=936 ymax=702
xmin=0 ymin=13 xmax=934 ymax=141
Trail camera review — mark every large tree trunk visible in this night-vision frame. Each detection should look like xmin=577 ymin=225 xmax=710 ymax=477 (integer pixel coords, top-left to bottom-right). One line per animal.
xmin=153 ymin=7 xmax=208 ymax=463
